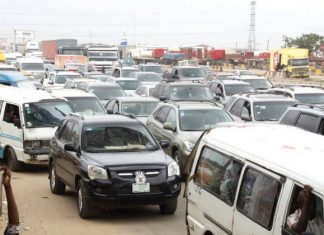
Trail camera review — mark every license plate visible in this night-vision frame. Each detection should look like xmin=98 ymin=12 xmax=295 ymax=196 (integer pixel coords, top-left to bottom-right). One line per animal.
xmin=132 ymin=183 xmax=150 ymax=193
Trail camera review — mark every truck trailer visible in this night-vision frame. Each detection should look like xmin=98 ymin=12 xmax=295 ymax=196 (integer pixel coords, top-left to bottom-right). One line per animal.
xmin=270 ymin=48 xmax=310 ymax=78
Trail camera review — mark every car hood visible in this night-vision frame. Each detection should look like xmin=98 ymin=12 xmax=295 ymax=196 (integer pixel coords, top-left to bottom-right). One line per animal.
xmin=83 ymin=150 xmax=167 ymax=167
xmin=24 ymin=127 xmax=57 ymax=140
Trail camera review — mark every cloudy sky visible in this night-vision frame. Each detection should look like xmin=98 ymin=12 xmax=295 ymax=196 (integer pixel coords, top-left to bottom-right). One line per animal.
xmin=0 ymin=0 xmax=323 ymax=50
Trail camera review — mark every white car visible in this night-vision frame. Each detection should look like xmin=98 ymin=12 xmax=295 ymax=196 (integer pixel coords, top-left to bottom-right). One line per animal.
xmin=44 ymin=71 xmax=82 ymax=88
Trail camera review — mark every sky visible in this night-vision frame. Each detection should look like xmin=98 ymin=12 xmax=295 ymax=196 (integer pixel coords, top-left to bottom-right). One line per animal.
xmin=0 ymin=0 xmax=324 ymax=50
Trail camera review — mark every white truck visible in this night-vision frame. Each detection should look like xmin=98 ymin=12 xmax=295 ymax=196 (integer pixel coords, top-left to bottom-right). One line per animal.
xmin=25 ymin=41 xmax=43 ymax=58
xmin=84 ymin=45 xmax=119 ymax=71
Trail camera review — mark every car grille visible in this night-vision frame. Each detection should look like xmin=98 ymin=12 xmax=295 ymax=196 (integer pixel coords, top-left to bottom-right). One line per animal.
xmin=117 ymin=170 xmax=161 ymax=179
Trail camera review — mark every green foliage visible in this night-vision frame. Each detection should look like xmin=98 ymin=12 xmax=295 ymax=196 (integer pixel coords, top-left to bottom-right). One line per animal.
xmin=283 ymin=33 xmax=324 ymax=53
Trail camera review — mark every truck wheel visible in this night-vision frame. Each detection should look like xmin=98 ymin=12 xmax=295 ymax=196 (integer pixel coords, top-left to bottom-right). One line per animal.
xmin=159 ymin=199 xmax=178 ymax=214
xmin=77 ymin=180 xmax=96 ymax=219
xmin=7 ymin=148 xmax=22 ymax=172
xmin=49 ymin=163 xmax=66 ymax=194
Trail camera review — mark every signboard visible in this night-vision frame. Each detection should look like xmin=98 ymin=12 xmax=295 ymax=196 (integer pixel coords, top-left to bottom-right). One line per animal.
xmin=15 ymin=30 xmax=35 ymax=40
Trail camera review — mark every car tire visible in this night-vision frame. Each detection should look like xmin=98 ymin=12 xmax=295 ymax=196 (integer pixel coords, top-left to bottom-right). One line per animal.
xmin=77 ymin=180 xmax=96 ymax=219
xmin=7 ymin=148 xmax=22 ymax=172
xmin=159 ymin=199 xmax=178 ymax=214
xmin=49 ymin=163 xmax=66 ymax=194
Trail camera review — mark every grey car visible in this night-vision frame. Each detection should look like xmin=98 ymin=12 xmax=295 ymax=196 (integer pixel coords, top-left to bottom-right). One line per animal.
xmin=146 ymin=101 xmax=234 ymax=176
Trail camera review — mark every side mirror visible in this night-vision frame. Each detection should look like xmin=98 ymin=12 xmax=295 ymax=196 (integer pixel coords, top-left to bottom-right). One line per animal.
xmin=64 ymin=143 xmax=76 ymax=152
xmin=13 ymin=119 xmax=21 ymax=128
xmin=160 ymin=140 xmax=170 ymax=149
xmin=241 ymin=113 xmax=252 ymax=121
xmin=159 ymin=96 xmax=168 ymax=102
xmin=106 ymin=108 xmax=114 ymax=114
xmin=163 ymin=122 xmax=176 ymax=132
xmin=214 ymin=95 xmax=221 ymax=101
xmin=48 ymin=80 xmax=54 ymax=85
xmin=172 ymin=74 xmax=179 ymax=79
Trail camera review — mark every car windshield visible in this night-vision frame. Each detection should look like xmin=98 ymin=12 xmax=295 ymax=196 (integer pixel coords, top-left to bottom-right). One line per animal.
xmin=0 ymin=67 xmax=16 ymax=71
xmin=253 ymin=101 xmax=296 ymax=121
xmin=55 ymin=75 xmax=82 ymax=84
xmin=291 ymin=58 xmax=309 ymax=66
xmin=121 ymin=69 xmax=139 ymax=77
xmin=116 ymin=80 xmax=141 ymax=90
xmin=179 ymin=109 xmax=233 ymax=131
xmin=21 ymin=63 xmax=44 ymax=71
xmin=66 ymin=97 xmax=106 ymax=114
xmin=82 ymin=124 xmax=159 ymax=152
xmin=121 ymin=101 xmax=159 ymax=117
xmin=180 ymin=68 xmax=204 ymax=78
xmin=170 ymin=86 xmax=214 ymax=101
xmin=89 ymin=75 xmax=114 ymax=82
xmin=143 ymin=66 xmax=163 ymax=73
xmin=242 ymin=79 xmax=272 ymax=90
xmin=224 ymin=84 xmax=256 ymax=96
xmin=295 ymin=93 xmax=324 ymax=104
xmin=138 ymin=73 xmax=162 ymax=82
xmin=23 ymin=101 xmax=72 ymax=128
xmin=91 ymin=86 xmax=126 ymax=100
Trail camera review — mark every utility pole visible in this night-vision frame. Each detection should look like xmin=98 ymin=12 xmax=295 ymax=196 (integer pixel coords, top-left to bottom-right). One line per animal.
xmin=13 ymin=29 xmax=16 ymax=52
xmin=266 ymin=39 xmax=270 ymax=51
xmin=248 ymin=1 xmax=256 ymax=51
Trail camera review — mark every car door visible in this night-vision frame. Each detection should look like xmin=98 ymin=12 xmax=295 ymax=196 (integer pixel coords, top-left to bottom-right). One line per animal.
xmin=229 ymin=98 xmax=245 ymax=120
xmin=232 ymin=164 xmax=283 ymax=235
xmin=63 ymin=122 xmax=81 ymax=190
xmin=55 ymin=120 xmax=75 ymax=186
xmin=147 ymin=106 xmax=170 ymax=141
xmin=160 ymin=108 xmax=176 ymax=155
xmin=187 ymin=146 xmax=244 ymax=235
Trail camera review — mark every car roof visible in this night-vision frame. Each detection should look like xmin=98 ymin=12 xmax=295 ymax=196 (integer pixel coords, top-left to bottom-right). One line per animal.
xmin=234 ymin=93 xmax=296 ymax=102
xmin=114 ymin=96 xmax=158 ymax=102
xmin=211 ymin=80 xmax=251 ymax=85
xmin=50 ymin=88 xmax=96 ymax=98
xmin=135 ymin=72 xmax=160 ymax=75
xmin=89 ymin=82 xmax=120 ymax=88
xmin=56 ymin=71 xmax=81 ymax=76
xmin=121 ymin=67 xmax=139 ymax=70
xmin=0 ymin=85 xmax=61 ymax=103
xmin=0 ymin=71 xmax=27 ymax=82
xmin=17 ymin=57 xmax=44 ymax=63
xmin=237 ymin=75 xmax=267 ymax=80
xmin=162 ymin=101 xmax=223 ymax=110
xmin=162 ymin=81 xmax=207 ymax=87
xmin=205 ymin=123 xmax=324 ymax=190
xmin=286 ymin=105 xmax=324 ymax=116
xmin=272 ymin=86 xmax=324 ymax=94
xmin=0 ymin=64 xmax=16 ymax=69
xmin=115 ymin=78 xmax=138 ymax=81
xmin=175 ymin=66 xmax=200 ymax=69
xmin=76 ymin=114 xmax=141 ymax=125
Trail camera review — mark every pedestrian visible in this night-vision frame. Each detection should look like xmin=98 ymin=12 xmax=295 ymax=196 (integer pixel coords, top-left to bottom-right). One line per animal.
xmin=0 ymin=166 xmax=19 ymax=235
xmin=287 ymin=185 xmax=324 ymax=234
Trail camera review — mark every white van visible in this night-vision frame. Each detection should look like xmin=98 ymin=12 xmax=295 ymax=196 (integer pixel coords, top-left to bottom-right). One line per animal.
xmin=0 ymin=86 xmax=72 ymax=171
xmin=16 ymin=57 xmax=45 ymax=79
xmin=186 ymin=123 xmax=324 ymax=235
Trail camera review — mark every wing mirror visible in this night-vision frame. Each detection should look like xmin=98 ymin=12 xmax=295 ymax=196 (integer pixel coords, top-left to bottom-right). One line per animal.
xmin=106 ymin=108 xmax=114 ymax=114
xmin=64 ymin=142 xmax=76 ymax=152
xmin=159 ymin=140 xmax=170 ymax=149
xmin=163 ymin=122 xmax=176 ymax=132
xmin=241 ymin=113 xmax=252 ymax=121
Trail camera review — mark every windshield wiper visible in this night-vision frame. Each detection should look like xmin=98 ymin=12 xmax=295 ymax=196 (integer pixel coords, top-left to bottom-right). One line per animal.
xmin=55 ymin=107 xmax=67 ymax=117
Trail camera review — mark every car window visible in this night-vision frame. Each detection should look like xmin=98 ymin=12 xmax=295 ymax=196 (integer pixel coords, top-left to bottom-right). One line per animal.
xmin=295 ymin=113 xmax=321 ymax=133
xmin=71 ymin=123 xmax=80 ymax=147
xmin=155 ymin=106 xmax=170 ymax=123
xmin=60 ymin=121 xmax=75 ymax=143
xmin=230 ymin=99 xmax=245 ymax=116
xmin=195 ymin=147 xmax=243 ymax=206
xmin=165 ymin=108 xmax=177 ymax=128
xmin=280 ymin=110 xmax=300 ymax=125
xmin=0 ymin=101 xmax=3 ymax=115
xmin=237 ymin=168 xmax=281 ymax=230
xmin=162 ymin=86 xmax=169 ymax=97
xmin=3 ymin=103 xmax=20 ymax=124
xmin=55 ymin=120 xmax=66 ymax=138
xmin=105 ymin=100 xmax=115 ymax=110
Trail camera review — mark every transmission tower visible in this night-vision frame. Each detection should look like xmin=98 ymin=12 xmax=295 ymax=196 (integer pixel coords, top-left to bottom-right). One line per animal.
xmin=248 ymin=1 xmax=256 ymax=51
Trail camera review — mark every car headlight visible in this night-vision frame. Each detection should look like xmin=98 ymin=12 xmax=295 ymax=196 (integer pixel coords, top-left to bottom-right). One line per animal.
xmin=24 ymin=140 xmax=41 ymax=148
xmin=184 ymin=140 xmax=194 ymax=152
xmin=168 ymin=162 xmax=180 ymax=177
xmin=88 ymin=165 xmax=108 ymax=180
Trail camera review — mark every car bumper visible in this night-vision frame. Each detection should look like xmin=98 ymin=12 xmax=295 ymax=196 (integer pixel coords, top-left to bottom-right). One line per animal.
xmin=24 ymin=147 xmax=50 ymax=156
xmin=81 ymin=176 xmax=181 ymax=208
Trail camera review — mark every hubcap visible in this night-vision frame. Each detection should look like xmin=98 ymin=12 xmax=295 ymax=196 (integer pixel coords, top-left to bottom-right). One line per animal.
xmin=51 ymin=167 xmax=56 ymax=190
xmin=78 ymin=188 xmax=83 ymax=212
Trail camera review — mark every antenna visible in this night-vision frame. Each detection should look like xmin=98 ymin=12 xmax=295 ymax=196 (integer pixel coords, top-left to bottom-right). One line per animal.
xmin=248 ymin=1 xmax=256 ymax=51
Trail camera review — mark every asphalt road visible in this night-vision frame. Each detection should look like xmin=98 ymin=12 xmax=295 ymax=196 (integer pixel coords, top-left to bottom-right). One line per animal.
xmin=0 ymin=166 xmax=187 ymax=235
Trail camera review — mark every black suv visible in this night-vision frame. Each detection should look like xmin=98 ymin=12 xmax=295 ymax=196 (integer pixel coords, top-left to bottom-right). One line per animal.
xmin=152 ymin=81 xmax=216 ymax=102
xmin=49 ymin=113 xmax=181 ymax=218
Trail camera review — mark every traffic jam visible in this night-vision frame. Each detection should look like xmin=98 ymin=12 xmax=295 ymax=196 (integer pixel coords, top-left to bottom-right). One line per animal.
xmin=0 ymin=1 xmax=324 ymax=234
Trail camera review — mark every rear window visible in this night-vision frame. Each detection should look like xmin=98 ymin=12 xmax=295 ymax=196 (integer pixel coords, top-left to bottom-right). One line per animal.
xmin=295 ymin=113 xmax=321 ymax=133
xmin=280 ymin=110 xmax=300 ymax=125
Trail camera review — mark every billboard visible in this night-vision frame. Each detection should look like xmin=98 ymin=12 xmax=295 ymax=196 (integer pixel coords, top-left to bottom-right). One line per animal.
xmin=15 ymin=30 xmax=35 ymax=40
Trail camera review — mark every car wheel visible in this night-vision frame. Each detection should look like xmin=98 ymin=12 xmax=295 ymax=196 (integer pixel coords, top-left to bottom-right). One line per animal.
xmin=77 ymin=180 xmax=96 ymax=219
xmin=49 ymin=163 xmax=66 ymax=194
xmin=7 ymin=148 xmax=22 ymax=172
xmin=159 ymin=199 xmax=178 ymax=214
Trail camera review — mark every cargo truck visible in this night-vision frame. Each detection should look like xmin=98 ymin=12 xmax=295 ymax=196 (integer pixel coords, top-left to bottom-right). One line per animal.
xmin=270 ymin=48 xmax=310 ymax=78
xmin=40 ymin=39 xmax=78 ymax=61
xmin=84 ymin=45 xmax=119 ymax=70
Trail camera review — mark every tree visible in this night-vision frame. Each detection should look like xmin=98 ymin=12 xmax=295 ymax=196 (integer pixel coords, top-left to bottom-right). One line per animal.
xmin=283 ymin=33 xmax=324 ymax=53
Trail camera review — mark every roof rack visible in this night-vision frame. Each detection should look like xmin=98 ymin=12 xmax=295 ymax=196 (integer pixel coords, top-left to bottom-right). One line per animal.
xmin=293 ymin=103 xmax=324 ymax=111
xmin=163 ymin=99 xmax=223 ymax=108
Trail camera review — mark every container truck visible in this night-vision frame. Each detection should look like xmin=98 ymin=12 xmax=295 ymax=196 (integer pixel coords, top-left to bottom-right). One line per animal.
xmin=40 ymin=39 xmax=77 ymax=61
xmin=270 ymin=48 xmax=310 ymax=78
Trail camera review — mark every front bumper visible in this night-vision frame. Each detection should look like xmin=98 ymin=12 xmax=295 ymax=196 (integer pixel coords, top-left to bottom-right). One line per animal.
xmin=81 ymin=176 xmax=181 ymax=209
xmin=24 ymin=147 xmax=50 ymax=156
